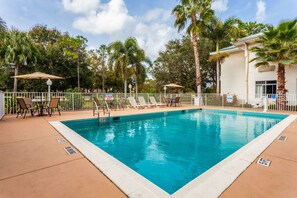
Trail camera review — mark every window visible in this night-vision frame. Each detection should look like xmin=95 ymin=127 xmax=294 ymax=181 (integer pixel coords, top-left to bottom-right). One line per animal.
xmin=255 ymin=80 xmax=277 ymax=98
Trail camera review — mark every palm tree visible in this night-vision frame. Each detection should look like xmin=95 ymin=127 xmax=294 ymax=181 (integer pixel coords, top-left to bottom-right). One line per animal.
xmin=172 ymin=0 xmax=213 ymax=95
xmin=97 ymin=44 xmax=107 ymax=92
xmin=0 ymin=29 xmax=39 ymax=92
xmin=0 ymin=17 xmax=7 ymax=32
xmin=108 ymin=37 xmax=145 ymax=97
xmin=251 ymin=19 xmax=297 ymax=110
xmin=125 ymin=38 xmax=150 ymax=96
xmin=204 ymin=16 xmax=239 ymax=93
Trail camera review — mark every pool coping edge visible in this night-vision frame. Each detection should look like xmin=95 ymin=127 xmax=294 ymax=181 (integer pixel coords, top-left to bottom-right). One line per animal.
xmin=50 ymin=121 xmax=170 ymax=198
xmin=50 ymin=112 xmax=296 ymax=198
xmin=172 ymin=114 xmax=297 ymax=197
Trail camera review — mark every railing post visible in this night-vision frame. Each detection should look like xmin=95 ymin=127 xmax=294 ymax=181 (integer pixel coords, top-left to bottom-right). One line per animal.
xmin=0 ymin=91 xmax=4 ymax=120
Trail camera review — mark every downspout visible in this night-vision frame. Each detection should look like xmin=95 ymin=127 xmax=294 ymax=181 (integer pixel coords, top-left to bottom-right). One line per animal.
xmin=244 ymin=42 xmax=249 ymax=104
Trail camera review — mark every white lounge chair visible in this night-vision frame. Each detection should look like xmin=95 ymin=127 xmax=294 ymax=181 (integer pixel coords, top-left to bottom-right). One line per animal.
xmin=127 ymin=97 xmax=145 ymax=109
xmin=149 ymin=96 xmax=166 ymax=108
xmin=138 ymin=96 xmax=155 ymax=108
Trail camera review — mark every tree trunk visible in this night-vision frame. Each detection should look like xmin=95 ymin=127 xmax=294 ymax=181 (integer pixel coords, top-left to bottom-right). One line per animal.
xmin=77 ymin=57 xmax=80 ymax=89
xmin=216 ymin=42 xmax=220 ymax=94
xmin=102 ymin=58 xmax=105 ymax=93
xmin=277 ymin=63 xmax=286 ymax=110
xmin=135 ymin=76 xmax=138 ymax=97
xmin=13 ymin=63 xmax=19 ymax=92
xmin=123 ymin=59 xmax=128 ymax=98
xmin=191 ymin=15 xmax=202 ymax=96
xmin=135 ymin=64 xmax=138 ymax=97
xmin=124 ymin=76 xmax=127 ymax=98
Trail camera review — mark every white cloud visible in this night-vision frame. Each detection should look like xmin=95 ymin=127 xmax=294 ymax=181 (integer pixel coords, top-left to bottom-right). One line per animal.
xmin=212 ymin=0 xmax=228 ymax=12
xmin=143 ymin=8 xmax=171 ymax=23
xmin=256 ymin=0 xmax=266 ymax=22
xmin=134 ymin=22 xmax=175 ymax=58
xmin=61 ymin=0 xmax=176 ymax=59
xmin=62 ymin=0 xmax=99 ymax=14
xmin=72 ymin=0 xmax=134 ymax=34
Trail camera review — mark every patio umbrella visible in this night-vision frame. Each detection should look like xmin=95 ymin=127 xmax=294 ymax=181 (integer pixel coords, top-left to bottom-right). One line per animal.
xmin=163 ymin=83 xmax=183 ymax=88
xmin=12 ymin=72 xmax=64 ymax=102
xmin=12 ymin=72 xmax=64 ymax=80
xmin=163 ymin=83 xmax=183 ymax=95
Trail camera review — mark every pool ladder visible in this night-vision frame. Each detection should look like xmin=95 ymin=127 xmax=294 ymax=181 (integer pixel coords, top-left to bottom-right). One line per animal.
xmin=98 ymin=111 xmax=111 ymax=125
xmin=98 ymin=101 xmax=111 ymax=125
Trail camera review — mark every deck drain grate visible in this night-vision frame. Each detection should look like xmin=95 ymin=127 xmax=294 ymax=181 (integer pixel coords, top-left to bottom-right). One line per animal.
xmin=64 ymin=147 xmax=77 ymax=155
xmin=257 ymin=157 xmax=271 ymax=167
xmin=278 ymin=136 xmax=288 ymax=141
xmin=56 ymin=138 xmax=66 ymax=143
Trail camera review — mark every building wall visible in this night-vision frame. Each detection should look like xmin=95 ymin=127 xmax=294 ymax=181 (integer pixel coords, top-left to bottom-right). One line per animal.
xmin=221 ymin=51 xmax=246 ymax=98
xmin=221 ymin=48 xmax=297 ymax=104
xmin=285 ymin=66 xmax=297 ymax=95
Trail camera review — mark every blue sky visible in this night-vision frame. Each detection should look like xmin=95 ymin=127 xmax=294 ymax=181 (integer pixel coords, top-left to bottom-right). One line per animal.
xmin=0 ymin=0 xmax=296 ymax=59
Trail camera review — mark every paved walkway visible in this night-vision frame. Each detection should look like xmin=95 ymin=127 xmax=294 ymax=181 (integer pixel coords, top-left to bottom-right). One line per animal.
xmin=221 ymin=117 xmax=297 ymax=198
xmin=0 ymin=106 xmax=296 ymax=197
xmin=0 ymin=111 xmax=126 ymax=198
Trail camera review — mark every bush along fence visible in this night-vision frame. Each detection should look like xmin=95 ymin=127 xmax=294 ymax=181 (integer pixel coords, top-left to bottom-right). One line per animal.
xmin=3 ymin=92 xmax=297 ymax=115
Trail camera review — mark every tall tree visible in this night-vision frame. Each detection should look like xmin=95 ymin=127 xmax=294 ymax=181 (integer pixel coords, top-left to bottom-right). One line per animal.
xmin=61 ymin=35 xmax=87 ymax=89
xmin=108 ymin=37 xmax=146 ymax=97
xmin=204 ymin=16 xmax=239 ymax=93
xmin=0 ymin=29 xmax=39 ymax=92
xmin=172 ymin=0 xmax=213 ymax=95
xmin=125 ymin=38 xmax=150 ymax=96
xmin=251 ymin=19 xmax=297 ymax=110
xmin=152 ymin=36 xmax=215 ymax=92
xmin=97 ymin=44 xmax=107 ymax=92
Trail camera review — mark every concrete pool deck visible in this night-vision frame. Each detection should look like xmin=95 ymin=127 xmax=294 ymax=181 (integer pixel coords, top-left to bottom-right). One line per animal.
xmin=0 ymin=106 xmax=296 ymax=197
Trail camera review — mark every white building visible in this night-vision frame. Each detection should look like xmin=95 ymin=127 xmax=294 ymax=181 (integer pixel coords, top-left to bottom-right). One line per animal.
xmin=211 ymin=33 xmax=297 ymax=104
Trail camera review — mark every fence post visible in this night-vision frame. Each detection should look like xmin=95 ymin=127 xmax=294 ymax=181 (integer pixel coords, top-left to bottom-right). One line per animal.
xmin=72 ymin=93 xmax=75 ymax=111
xmin=0 ymin=91 xmax=4 ymax=120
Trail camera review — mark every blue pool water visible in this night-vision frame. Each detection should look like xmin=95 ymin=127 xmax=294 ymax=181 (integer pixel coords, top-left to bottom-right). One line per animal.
xmin=63 ymin=109 xmax=287 ymax=194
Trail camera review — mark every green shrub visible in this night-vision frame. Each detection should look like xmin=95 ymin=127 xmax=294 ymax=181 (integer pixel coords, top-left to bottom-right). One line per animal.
xmin=63 ymin=88 xmax=83 ymax=110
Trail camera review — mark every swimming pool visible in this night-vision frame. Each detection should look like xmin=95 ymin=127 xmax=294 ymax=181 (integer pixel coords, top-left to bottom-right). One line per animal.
xmin=62 ymin=109 xmax=287 ymax=194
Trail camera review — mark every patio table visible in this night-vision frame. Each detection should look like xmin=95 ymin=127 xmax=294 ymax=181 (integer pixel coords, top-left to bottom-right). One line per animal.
xmin=32 ymin=100 xmax=48 ymax=116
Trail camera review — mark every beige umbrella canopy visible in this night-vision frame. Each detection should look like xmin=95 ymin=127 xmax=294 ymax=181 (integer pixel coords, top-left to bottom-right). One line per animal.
xmin=163 ymin=83 xmax=183 ymax=88
xmin=12 ymin=72 xmax=64 ymax=79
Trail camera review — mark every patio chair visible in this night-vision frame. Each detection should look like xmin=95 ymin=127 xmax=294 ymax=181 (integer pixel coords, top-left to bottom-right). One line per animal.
xmin=172 ymin=97 xmax=181 ymax=107
xmin=138 ymin=96 xmax=155 ymax=108
xmin=149 ymin=96 xmax=166 ymax=108
xmin=16 ymin=97 xmax=36 ymax=119
xmin=127 ymin=97 xmax=145 ymax=109
xmin=162 ymin=97 xmax=170 ymax=106
xmin=24 ymin=98 xmax=38 ymax=109
xmin=46 ymin=98 xmax=61 ymax=117
xmin=117 ymin=96 xmax=125 ymax=110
